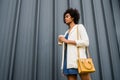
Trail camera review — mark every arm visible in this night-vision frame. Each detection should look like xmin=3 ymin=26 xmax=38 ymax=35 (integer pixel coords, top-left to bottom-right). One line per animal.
xmin=75 ymin=24 xmax=89 ymax=47
xmin=58 ymin=36 xmax=76 ymax=45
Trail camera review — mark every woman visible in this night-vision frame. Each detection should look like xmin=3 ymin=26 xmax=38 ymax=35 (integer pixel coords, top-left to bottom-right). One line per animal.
xmin=58 ymin=8 xmax=91 ymax=80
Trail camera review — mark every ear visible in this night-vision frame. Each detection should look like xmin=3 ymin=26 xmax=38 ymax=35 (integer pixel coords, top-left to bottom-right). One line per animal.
xmin=72 ymin=17 xmax=74 ymax=21
xmin=72 ymin=17 xmax=74 ymax=20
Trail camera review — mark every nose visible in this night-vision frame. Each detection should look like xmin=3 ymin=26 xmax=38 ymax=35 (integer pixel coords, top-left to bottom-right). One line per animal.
xmin=65 ymin=18 xmax=67 ymax=22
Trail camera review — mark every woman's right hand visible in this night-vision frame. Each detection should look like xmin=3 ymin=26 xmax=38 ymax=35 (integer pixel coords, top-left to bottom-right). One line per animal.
xmin=58 ymin=35 xmax=64 ymax=43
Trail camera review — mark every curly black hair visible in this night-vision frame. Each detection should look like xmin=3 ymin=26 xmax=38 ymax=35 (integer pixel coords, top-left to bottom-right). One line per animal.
xmin=63 ymin=8 xmax=80 ymax=24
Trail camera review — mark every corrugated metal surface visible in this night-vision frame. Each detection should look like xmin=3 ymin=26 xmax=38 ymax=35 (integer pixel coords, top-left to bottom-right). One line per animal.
xmin=0 ymin=0 xmax=120 ymax=80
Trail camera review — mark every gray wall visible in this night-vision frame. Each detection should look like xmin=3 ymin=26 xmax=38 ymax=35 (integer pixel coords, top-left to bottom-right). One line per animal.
xmin=0 ymin=0 xmax=120 ymax=80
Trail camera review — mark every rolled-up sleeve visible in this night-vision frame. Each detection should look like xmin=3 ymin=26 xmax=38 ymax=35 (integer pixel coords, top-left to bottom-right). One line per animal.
xmin=75 ymin=24 xmax=89 ymax=47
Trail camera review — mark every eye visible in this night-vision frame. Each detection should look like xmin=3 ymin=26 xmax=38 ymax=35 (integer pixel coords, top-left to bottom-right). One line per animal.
xmin=65 ymin=15 xmax=71 ymax=18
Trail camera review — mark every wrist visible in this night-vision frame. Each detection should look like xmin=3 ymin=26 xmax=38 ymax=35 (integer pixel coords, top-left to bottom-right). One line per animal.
xmin=64 ymin=39 xmax=69 ymax=44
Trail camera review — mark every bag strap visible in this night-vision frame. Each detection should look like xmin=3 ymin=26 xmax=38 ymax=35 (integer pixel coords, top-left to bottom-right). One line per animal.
xmin=76 ymin=25 xmax=91 ymax=58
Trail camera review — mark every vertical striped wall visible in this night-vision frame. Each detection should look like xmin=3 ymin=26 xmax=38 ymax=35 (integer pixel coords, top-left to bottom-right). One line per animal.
xmin=0 ymin=0 xmax=120 ymax=80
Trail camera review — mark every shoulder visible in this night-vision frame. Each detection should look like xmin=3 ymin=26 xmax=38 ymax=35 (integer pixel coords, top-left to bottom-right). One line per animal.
xmin=77 ymin=24 xmax=84 ymax=27
xmin=77 ymin=24 xmax=86 ymax=30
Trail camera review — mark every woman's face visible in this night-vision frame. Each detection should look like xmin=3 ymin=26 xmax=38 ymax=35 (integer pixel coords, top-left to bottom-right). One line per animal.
xmin=64 ymin=13 xmax=74 ymax=24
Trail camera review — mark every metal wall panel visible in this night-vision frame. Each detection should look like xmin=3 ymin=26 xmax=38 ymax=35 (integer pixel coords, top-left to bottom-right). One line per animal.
xmin=0 ymin=0 xmax=120 ymax=80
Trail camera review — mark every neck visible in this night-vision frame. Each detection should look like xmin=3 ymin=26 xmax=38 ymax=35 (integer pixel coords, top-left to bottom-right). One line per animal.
xmin=69 ymin=22 xmax=76 ymax=29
